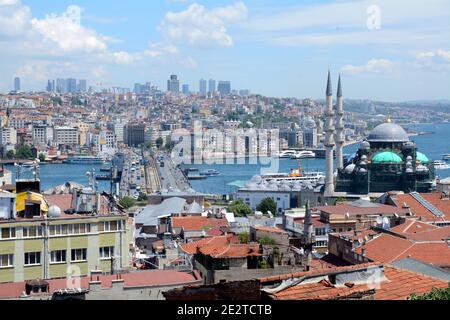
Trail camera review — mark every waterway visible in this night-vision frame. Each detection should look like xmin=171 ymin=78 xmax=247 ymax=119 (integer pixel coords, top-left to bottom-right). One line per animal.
xmin=5 ymin=123 xmax=449 ymax=195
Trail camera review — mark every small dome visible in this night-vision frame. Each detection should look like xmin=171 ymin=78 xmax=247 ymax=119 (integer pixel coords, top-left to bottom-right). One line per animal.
xmin=372 ymin=151 xmax=403 ymax=164
xmin=416 ymin=152 xmax=430 ymax=164
xmin=48 ymin=205 xmax=61 ymax=217
xmin=361 ymin=155 xmax=368 ymax=161
xmin=367 ymin=123 xmax=409 ymax=142
xmin=344 ymin=164 xmax=356 ymax=174
xmin=360 ymin=140 xmax=370 ymax=149
xmin=406 ymin=156 xmax=413 ymax=161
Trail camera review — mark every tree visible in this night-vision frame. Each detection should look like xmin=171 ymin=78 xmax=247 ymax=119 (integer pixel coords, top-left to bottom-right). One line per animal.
xmin=119 ymin=196 xmax=136 ymax=209
xmin=155 ymin=137 xmax=164 ymax=149
xmin=409 ymin=287 xmax=450 ymax=300
xmin=228 ymin=200 xmax=253 ymax=217
xmin=164 ymin=136 xmax=175 ymax=151
xmin=239 ymin=232 xmax=249 ymax=244
xmin=256 ymin=198 xmax=277 ymax=215
xmin=258 ymin=237 xmax=276 ymax=245
xmin=15 ymin=145 xmax=33 ymax=159
xmin=38 ymin=153 xmax=46 ymax=162
xmin=6 ymin=150 xmax=15 ymax=159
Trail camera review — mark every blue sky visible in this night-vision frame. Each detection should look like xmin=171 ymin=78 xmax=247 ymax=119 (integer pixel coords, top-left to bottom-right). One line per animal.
xmin=1 ymin=0 xmax=450 ymax=101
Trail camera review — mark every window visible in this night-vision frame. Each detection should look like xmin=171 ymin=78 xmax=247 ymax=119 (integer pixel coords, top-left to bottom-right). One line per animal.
xmin=24 ymin=252 xmax=41 ymax=266
xmin=71 ymin=249 xmax=87 ymax=262
xmin=23 ymin=226 xmax=43 ymax=238
xmin=50 ymin=250 xmax=66 ymax=263
xmin=0 ymin=254 xmax=13 ymax=268
xmin=1 ymin=228 xmax=16 ymax=239
xmin=101 ymin=221 xmax=120 ymax=232
xmin=99 ymin=246 xmax=114 ymax=259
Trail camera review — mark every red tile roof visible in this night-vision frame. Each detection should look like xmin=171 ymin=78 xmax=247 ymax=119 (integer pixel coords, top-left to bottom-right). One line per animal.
xmin=0 ymin=270 xmax=201 ymax=299
xmin=317 ymin=203 xmax=410 ymax=216
xmin=172 ymin=216 xmax=229 ymax=232
xmin=45 ymin=194 xmax=73 ymax=212
xmin=392 ymin=193 xmax=449 ymax=222
xmin=180 ymin=235 xmax=239 ymax=255
xmin=252 ymin=225 xmax=288 ymax=234
xmin=267 ymin=265 xmax=448 ymax=300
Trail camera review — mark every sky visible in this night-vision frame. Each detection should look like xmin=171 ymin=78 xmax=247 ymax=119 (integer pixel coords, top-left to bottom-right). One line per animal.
xmin=0 ymin=0 xmax=450 ymax=101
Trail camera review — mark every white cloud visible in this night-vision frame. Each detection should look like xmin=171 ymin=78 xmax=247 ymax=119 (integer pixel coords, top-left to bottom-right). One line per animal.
xmin=159 ymin=2 xmax=247 ymax=47
xmin=341 ymin=59 xmax=397 ymax=75
xmin=112 ymin=51 xmax=137 ymax=65
xmin=413 ymin=49 xmax=450 ymax=72
xmin=0 ymin=0 xmax=31 ymax=38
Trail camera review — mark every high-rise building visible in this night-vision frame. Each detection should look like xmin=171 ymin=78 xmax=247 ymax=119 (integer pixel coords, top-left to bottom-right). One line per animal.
xmin=46 ymin=80 xmax=55 ymax=92
xmin=124 ymin=123 xmax=145 ymax=147
xmin=182 ymin=84 xmax=189 ymax=94
xmin=66 ymin=78 xmax=77 ymax=93
xmin=14 ymin=77 xmax=20 ymax=92
xmin=56 ymin=79 xmax=66 ymax=93
xmin=78 ymin=79 xmax=87 ymax=92
xmin=167 ymin=75 xmax=180 ymax=93
xmin=217 ymin=81 xmax=231 ymax=95
xmin=199 ymin=79 xmax=207 ymax=94
xmin=208 ymin=79 xmax=216 ymax=93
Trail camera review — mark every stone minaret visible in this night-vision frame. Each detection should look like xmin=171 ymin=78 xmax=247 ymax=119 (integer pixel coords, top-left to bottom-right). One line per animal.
xmin=324 ymin=71 xmax=335 ymax=195
xmin=335 ymin=75 xmax=344 ymax=170
xmin=301 ymin=201 xmax=314 ymax=271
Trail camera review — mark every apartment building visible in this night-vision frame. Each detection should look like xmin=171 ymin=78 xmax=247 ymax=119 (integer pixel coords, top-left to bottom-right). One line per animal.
xmin=54 ymin=127 xmax=79 ymax=146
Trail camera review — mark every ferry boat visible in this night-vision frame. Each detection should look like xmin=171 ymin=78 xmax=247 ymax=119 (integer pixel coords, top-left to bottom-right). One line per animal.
xmin=95 ymin=173 xmax=111 ymax=180
xmin=433 ymin=160 xmax=450 ymax=170
xmin=262 ymin=161 xmax=324 ymax=184
xmin=21 ymin=161 xmax=39 ymax=169
xmin=278 ymin=150 xmax=298 ymax=158
xmin=184 ymin=168 xmax=207 ymax=180
xmin=442 ymin=154 xmax=450 ymax=161
xmin=199 ymin=169 xmax=220 ymax=176
xmin=63 ymin=156 xmax=105 ymax=165
xmin=290 ymin=150 xmax=316 ymax=159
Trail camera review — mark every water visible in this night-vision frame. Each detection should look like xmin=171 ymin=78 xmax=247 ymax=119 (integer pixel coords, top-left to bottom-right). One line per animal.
xmin=5 ymin=123 xmax=449 ymax=195
xmin=6 ymin=163 xmax=112 ymax=193
xmin=186 ymin=123 xmax=450 ymax=194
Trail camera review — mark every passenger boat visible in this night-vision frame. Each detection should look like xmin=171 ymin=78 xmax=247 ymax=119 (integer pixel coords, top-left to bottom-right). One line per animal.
xmin=185 ymin=168 xmax=207 ymax=180
xmin=434 ymin=160 xmax=450 ymax=170
xmin=199 ymin=169 xmax=220 ymax=176
xmin=63 ymin=156 xmax=105 ymax=164
xmin=278 ymin=150 xmax=298 ymax=158
xmin=262 ymin=161 xmax=324 ymax=184
xmin=95 ymin=173 xmax=111 ymax=180
xmin=442 ymin=154 xmax=450 ymax=161
xmin=290 ymin=150 xmax=316 ymax=159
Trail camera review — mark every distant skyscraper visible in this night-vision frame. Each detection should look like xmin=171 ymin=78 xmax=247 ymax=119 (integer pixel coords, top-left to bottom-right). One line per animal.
xmin=78 ymin=79 xmax=87 ymax=92
xmin=167 ymin=74 xmax=180 ymax=93
xmin=217 ymin=81 xmax=231 ymax=95
xmin=199 ymin=79 xmax=207 ymax=94
xmin=67 ymin=78 xmax=77 ymax=93
xmin=56 ymin=78 xmax=66 ymax=93
xmin=208 ymin=79 xmax=216 ymax=93
xmin=14 ymin=77 xmax=20 ymax=92
xmin=46 ymin=80 xmax=55 ymax=92
xmin=182 ymin=84 xmax=189 ymax=94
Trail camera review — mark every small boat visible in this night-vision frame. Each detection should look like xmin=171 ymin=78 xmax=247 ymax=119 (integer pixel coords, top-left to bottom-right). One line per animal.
xmin=199 ymin=169 xmax=220 ymax=176
xmin=290 ymin=150 xmax=316 ymax=159
xmin=185 ymin=168 xmax=207 ymax=180
xmin=433 ymin=160 xmax=450 ymax=170
xmin=100 ymin=167 xmax=112 ymax=172
xmin=95 ymin=173 xmax=112 ymax=180
xmin=442 ymin=154 xmax=450 ymax=161
xmin=21 ymin=161 xmax=39 ymax=169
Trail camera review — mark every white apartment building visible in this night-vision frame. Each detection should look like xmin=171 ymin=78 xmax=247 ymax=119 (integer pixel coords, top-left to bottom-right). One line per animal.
xmin=54 ymin=127 xmax=79 ymax=146
xmin=32 ymin=125 xmax=54 ymax=146
xmin=0 ymin=127 xmax=17 ymax=146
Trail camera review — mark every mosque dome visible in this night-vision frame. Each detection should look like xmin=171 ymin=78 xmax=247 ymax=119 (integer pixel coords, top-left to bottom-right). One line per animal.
xmin=372 ymin=151 xmax=403 ymax=164
xmin=416 ymin=152 xmax=430 ymax=164
xmin=367 ymin=123 xmax=409 ymax=142
xmin=360 ymin=140 xmax=370 ymax=150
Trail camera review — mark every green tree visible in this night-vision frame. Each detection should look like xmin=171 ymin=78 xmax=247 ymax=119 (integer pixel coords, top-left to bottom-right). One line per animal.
xmin=6 ymin=150 xmax=15 ymax=159
xmin=38 ymin=153 xmax=46 ymax=162
xmin=155 ymin=137 xmax=164 ymax=149
xmin=409 ymin=287 xmax=450 ymax=300
xmin=256 ymin=198 xmax=277 ymax=215
xmin=164 ymin=136 xmax=175 ymax=151
xmin=15 ymin=145 xmax=33 ymax=159
xmin=119 ymin=196 xmax=136 ymax=209
xmin=239 ymin=232 xmax=249 ymax=244
xmin=228 ymin=200 xmax=253 ymax=217
xmin=258 ymin=237 xmax=276 ymax=245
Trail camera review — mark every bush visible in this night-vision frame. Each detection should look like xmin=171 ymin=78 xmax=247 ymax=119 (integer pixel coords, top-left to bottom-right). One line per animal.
xmin=228 ymin=200 xmax=253 ymax=217
xmin=409 ymin=287 xmax=450 ymax=300
xmin=239 ymin=232 xmax=249 ymax=243
xmin=256 ymin=198 xmax=277 ymax=215
xmin=258 ymin=237 xmax=276 ymax=246
xmin=119 ymin=196 xmax=136 ymax=209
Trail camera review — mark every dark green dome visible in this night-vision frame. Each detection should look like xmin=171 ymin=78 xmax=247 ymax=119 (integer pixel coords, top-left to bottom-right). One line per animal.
xmin=372 ymin=151 xmax=403 ymax=164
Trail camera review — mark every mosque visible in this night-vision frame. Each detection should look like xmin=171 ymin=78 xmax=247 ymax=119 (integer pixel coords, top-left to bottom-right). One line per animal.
xmin=323 ymin=72 xmax=435 ymax=197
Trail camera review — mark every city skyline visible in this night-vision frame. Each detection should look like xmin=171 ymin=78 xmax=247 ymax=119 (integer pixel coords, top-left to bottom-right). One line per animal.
xmin=0 ymin=0 xmax=450 ymax=101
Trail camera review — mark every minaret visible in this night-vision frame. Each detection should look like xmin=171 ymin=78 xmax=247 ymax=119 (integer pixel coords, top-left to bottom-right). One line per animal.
xmin=301 ymin=201 xmax=314 ymax=271
xmin=324 ymin=71 xmax=335 ymax=195
xmin=335 ymin=75 xmax=344 ymax=170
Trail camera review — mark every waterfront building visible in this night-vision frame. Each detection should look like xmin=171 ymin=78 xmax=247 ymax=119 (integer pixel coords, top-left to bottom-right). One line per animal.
xmin=0 ymin=127 xmax=17 ymax=146
xmin=32 ymin=125 xmax=53 ymax=146
xmin=303 ymin=127 xmax=317 ymax=148
xmin=199 ymin=79 xmax=207 ymax=94
xmin=54 ymin=126 xmax=79 ymax=147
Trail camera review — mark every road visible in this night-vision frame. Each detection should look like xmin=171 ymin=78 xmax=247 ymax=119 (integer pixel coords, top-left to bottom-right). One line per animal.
xmin=155 ymin=153 xmax=191 ymax=192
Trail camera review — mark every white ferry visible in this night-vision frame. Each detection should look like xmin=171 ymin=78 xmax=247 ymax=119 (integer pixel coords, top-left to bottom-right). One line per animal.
xmin=434 ymin=160 xmax=450 ymax=170
xmin=278 ymin=150 xmax=298 ymax=158
xmin=290 ymin=150 xmax=316 ymax=159
xmin=442 ymin=154 xmax=450 ymax=161
xmin=63 ymin=156 xmax=105 ymax=165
